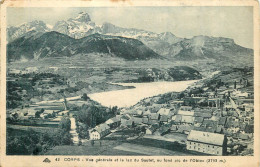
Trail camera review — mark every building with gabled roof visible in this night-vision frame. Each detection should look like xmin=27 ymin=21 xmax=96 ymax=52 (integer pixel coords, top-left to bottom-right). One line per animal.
xmin=178 ymin=110 xmax=195 ymax=116
xmin=132 ymin=117 xmax=143 ymax=125
xmin=218 ymin=117 xmax=227 ymax=126
xmin=181 ymin=115 xmax=194 ymax=124
xmin=157 ymin=108 xmax=170 ymax=115
xmin=177 ymin=125 xmax=194 ymax=134
xmin=194 ymin=112 xmax=212 ymax=118
xmin=146 ymin=123 xmax=160 ymax=135
xmin=154 ymin=125 xmax=170 ymax=136
xmin=90 ymin=123 xmax=110 ymax=140
xmin=146 ymin=126 xmax=157 ymax=135
xmin=147 ymin=119 xmax=159 ymax=125
xmin=142 ymin=117 xmax=149 ymax=124
xmin=174 ymin=115 xmax=182 ymax=124
xmin=160 ymin=115 xmax=168 ymax=123
xmin=186 ymin=130 xmax=227 ymax=155
xmin=106 ymin=117 xmax=120 ymax=129
xmin=121 ymin=119 xmax=134 ymax=127
xmin=194 ymin=117 xmax=204 ymax=124
xmin=179 ymin=106 xmax=193 ymax=111
xmin=149 ymin=113 xmax=160 ymax=120
xmin=143 ymin=110 xmax=151 ymax=117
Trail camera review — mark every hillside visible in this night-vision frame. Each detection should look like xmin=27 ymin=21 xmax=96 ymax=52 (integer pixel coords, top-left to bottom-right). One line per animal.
xmin=7 ymin=32 xmax=162 ymax=61
xmin=7 ymin=20 xmax=51 ymax=42
xmin=171 ymin=36 xmax=254 ymax=62
xmin=7 ymin=11 xmax=254 ymax=66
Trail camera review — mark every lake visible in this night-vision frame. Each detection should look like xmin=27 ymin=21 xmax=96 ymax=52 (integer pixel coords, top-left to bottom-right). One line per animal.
xmin=88 ymin=80 xmax=198 ymax=108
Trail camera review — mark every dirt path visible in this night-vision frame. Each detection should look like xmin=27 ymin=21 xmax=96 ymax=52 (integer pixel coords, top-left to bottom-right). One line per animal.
xmin=70 ymin=117 xmax=80 ymax=145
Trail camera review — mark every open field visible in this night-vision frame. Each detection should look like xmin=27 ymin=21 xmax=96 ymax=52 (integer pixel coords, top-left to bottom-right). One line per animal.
xmin=144 ymin=133 xmax=188 ymax=143
xmin=114 ymin=143 xmax=192 ymax=155
xmin=45 ymin=145 xmax=144 ymax=155
xmin=7 ymin=125 xmax=59 ymax=134
xmin=45 ymin=135 xmax=197 ymax=155
xmin=45 ymin=140 xmax=142 ymax=155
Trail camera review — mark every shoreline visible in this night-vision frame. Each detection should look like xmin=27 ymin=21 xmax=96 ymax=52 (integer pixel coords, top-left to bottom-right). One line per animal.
xmin=88 ymin=80 xmax=199 ymax=108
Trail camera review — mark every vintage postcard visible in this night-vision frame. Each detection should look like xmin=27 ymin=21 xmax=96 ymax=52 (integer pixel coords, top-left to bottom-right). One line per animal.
xmin=0 ymin=0 xmax=259 ymax=167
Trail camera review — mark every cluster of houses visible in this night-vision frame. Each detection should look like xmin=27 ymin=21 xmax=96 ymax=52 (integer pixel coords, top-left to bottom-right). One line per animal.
xmin=8 ymin=68 xmax=254 ymax=156
xmin=87 ymin=105 xmax=230 ymax=155
xmin=88 ymin=70 xmax=254 ymax=156
xmin=8 ymin=67 xmax=38 ymax=75
xmin=7 ymin=101 xmax=69 ymax=126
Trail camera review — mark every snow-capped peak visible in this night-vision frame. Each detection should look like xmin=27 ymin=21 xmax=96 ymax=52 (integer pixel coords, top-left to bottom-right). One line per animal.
xmin=74 ymin=12 xmax=91 ymax=22
xmin=46 ymin=24 xmax=53 ymax=29
xmin=7 ymin=20 xmax=51 ymax=42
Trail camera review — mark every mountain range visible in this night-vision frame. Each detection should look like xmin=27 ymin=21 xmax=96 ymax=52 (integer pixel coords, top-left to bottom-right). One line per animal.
xmin=7 ymin=31 xmax=161 ymax=61
xmin=7 ymin=12 xmax=253 ymax=63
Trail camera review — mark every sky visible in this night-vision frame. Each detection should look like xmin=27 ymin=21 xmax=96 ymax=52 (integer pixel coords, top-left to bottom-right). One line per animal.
xmin=7 ymin=7 xmax=253 ymax=48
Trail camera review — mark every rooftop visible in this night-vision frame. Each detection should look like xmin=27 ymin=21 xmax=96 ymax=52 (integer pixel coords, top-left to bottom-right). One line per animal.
xmin=187 ymin=130 xmax=225 ymax=146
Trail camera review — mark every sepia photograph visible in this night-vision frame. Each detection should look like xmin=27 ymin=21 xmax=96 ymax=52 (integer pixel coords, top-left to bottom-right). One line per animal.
xmin=0 ymin=0 xmax=259 ymax=166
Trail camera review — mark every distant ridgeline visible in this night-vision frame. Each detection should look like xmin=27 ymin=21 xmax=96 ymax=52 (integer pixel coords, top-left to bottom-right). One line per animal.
xmin=7 ymin=32 xmax=161 ymax=62
xmin=123 ymin=67 xmax=202 ymax=83
xmin=7 ymin=12 xmax=253 ymax=65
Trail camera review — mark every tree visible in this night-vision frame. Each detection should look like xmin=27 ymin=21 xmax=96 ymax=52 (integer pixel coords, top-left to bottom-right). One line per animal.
xmin=77 ymin=108 xmax=93 ymax=127
xmin=111 ymin=106 xmax=118 ymax=115
xmin=35 ymin=111 xmax=41 ymax=118
xmin=82 ymin=93 xmax=89 ymax=101
xmin=59 ymin=117 xmax=71 ymax=131
xmin=61 ymin=132 xmax=72 ymax=145
xmin=178 ymin=92 xmax=185 ymax=99
xmin=40 ymin=108 xmax=44 ymax=113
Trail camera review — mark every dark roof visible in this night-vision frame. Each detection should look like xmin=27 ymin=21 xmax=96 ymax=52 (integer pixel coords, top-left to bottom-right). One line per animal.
xmin=170 ymin=125 xmax=178 ymax=131
xmin=205 ymin=127 xmax=216 ymax=133
xmin=194 ymin=126 xmax=207 ymax=132
xmin=233 ymin=121 xmax=240 ymax=127
xmin=95 ymin=123 xmax=110 ymax=134
xmin=146 ymin=126 xmax=156 ymax=133
xmin=121 ymin=119 xmax=133 ymax=126
xmin=175 ymin=115 xmax=182 ymax=123
xmin=194 ymin=108 xmax=214 ymax=114
xmin=156 ymin=125 xmax=170 ymax=135
xmin=239 ymin=133 xmax=250 ymax=140
xmin=194 ymin=117 xmax=204 ymax=123
xmin=215 ymin=126 xmax=222 ymax=133
xmin=177 ymin=125 xmax=193 ymax=133
xmin=121 ymin=115 xmax=130 ymax=120
xmin=126 ymin=120 xmax=134 ymax=126
xmin=142 ymin=117 xmax=149 ymax=124
xmin=224 ymin=117 xmax=233 ymax=128
xmin=148 ymin=119 xmax=159 ymax=125
xmin=132 ymin=117 xmax=143 ymax=124
xmin=160 ymin=115 xmax=168 ymax=122
xmin=202 ymin=120 xmax=217 ymax=128
xmin=194 ymin=112 xmax=212 ymax=118
xmin=218 ymin=117 xmax=227 ymax=126
xmin=150 ymin=113 xmax=159 ymax=120
xmin=179 ymin=106 xmax=192 ymax=111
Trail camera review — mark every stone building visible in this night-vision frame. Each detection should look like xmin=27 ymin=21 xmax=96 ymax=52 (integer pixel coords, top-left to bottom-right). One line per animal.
xmin=186 ymin=130 xmax=227 ymax=155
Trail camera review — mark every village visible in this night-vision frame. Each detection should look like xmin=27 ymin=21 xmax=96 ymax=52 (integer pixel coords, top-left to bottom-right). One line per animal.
xmin=6 ymin=67 xmax=254 ymax=156
xmin=82 ymin=67 xmax=254 ymax=156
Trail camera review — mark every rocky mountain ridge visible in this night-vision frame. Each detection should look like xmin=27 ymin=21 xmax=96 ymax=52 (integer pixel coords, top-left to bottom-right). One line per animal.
xmin=7 ymin=12 xmax=253 ymax=64
xmin=7 ymin=31 xmax=161 ymax=61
